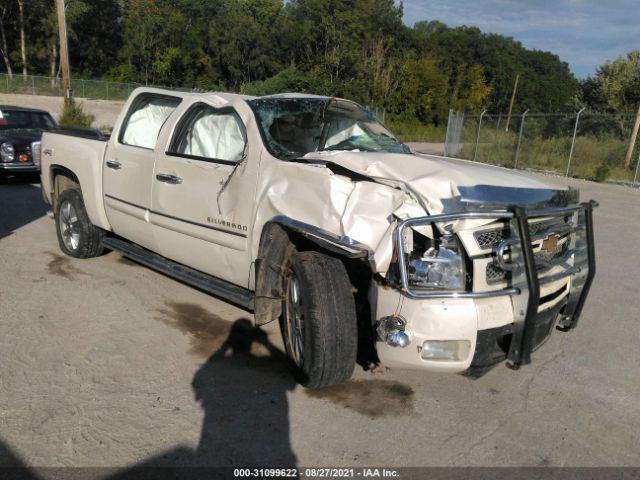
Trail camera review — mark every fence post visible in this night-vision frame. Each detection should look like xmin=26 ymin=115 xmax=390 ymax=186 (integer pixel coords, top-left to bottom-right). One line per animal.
xmin=634 ymin=153 xmax=640 ymax=186
xmin=513 ymin=109 xmax=529 ymax=169
xmin=444 ymin=109 xmax=453 ymax=157
xmin=566 ymin=107 xmax=586 ymax=177
xmin=31 ymin=75 xmax=35 ymax=95
xmin=106 ymin=81 xmax=109 ymax=100
xmin=473 ymin=109 xmax=487 ymax=162
xmin=624 ymin=104 xmax=640 ymax=169
xmin=5 ymin=74 xmax=8 ymax=93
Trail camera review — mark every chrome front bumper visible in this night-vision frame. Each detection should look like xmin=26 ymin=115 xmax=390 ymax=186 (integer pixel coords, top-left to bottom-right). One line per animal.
xmin=0 ymin=162 xmax=39 ymax=172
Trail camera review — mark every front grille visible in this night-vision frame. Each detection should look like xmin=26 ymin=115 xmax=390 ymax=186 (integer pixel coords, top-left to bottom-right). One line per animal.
xmin=487 ymin=238 xmax=570 ymax=285
xmin=474 ymin=218 xmax=566 ymax=249
xmin=476 ymin=229 xmax=509 ymax=249
xmin=480 ymin=217 xmax=572 ymax=285
xmin=529 ymin=218 xmax=562 ymax=236
xmin=486 ymin=261 xmax=509 ymax=284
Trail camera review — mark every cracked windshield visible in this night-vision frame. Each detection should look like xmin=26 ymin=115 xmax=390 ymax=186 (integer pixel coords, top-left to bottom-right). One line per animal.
xmin=249 ymin=97 xmax=410 ymax=159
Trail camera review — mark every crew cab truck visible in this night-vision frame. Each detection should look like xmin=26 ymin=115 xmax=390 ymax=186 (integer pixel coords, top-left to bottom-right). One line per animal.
xmin=40 ymin=88 xmax=596 ymax=388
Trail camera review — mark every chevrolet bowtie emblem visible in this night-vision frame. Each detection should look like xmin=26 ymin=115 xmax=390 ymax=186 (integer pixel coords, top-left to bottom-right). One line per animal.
xmin=541 ymin=234 xmax=559 ymax=253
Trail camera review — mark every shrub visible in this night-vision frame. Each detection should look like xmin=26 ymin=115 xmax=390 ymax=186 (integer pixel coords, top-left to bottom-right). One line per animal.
xmin=594 ymin=164 xmax=611 ymax=182
xmin=58 ymin=100 xmax=94 ymax=128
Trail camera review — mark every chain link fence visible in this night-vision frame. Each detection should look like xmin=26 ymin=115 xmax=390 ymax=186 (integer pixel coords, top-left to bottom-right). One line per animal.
xmin=0 ymin=73 xmax=142 ymax=101
xmin=445 ymin=109 xmax=640 ymax=184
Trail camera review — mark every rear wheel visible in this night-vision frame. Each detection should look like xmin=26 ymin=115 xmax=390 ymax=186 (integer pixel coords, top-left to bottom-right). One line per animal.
xmin=55 ymin=189 xmax=105 ymax=258
xmin=281 ymin=251 xmax=357 ymax=388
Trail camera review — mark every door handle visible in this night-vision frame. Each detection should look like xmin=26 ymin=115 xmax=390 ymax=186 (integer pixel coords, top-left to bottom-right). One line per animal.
xmin=155 ymin=173 xmax=183 ymax=185
xmin=106 ymin=160 xmax=122 ymax=170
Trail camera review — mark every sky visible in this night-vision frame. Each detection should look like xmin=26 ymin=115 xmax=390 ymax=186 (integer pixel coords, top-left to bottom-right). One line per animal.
xmin=401 ymin=0 xmax=640 ymax=78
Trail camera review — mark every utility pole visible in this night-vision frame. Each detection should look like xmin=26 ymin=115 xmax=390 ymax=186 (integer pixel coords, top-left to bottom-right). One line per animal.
xmin=505 ymin=74 xmax=519 ymax=132
xmin=55 ymin=0 xmax=71 ymax=106
xmin=18 ymin=0 xmax=27 ymax=78
xmin=624 ymin=104 xmax=640 ymax=169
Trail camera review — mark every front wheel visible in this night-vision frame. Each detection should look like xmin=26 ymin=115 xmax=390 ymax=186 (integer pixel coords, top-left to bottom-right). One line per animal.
xmin=55 ymin=189 xmax=105 ymax=258
xmin=281 ymin=251 xmax=357 ymax=388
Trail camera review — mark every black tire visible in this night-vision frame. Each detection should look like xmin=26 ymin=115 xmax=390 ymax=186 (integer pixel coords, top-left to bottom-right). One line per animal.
xmin=281 ymin=251 xmax=357 ymax=388
xmin=55 ymin=189 xmax=105 ymax=258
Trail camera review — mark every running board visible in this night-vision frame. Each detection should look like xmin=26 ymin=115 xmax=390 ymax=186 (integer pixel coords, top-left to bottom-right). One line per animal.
xmin=102 ymin=237 xmax=254 ymax=310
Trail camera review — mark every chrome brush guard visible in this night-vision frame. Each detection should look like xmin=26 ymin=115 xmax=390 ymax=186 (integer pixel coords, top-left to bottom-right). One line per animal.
xmin=394 ymin=201 xmax=596 ymax=368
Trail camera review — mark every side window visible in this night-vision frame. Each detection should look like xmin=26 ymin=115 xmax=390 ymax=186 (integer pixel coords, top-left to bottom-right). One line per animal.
xmin=120 ymin=95 xmax=181 ymax=149
xmin=169 ymin=105 xmax=246 ymax=163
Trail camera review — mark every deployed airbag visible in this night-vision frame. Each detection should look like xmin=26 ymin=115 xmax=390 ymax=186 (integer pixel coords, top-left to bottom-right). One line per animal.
xmin=122 ymin=98 xmax=179 ymax=149
xmin=179 ymin=110 xmax=245 ymax=162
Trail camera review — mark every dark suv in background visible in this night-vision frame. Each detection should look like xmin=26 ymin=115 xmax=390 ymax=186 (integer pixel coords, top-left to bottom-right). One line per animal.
xmin=0 ymin=106 xmax=57 ymax=177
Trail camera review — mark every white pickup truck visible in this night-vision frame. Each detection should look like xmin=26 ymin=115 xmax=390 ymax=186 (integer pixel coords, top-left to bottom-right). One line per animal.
xmin=40 ymin=88 xmax=596 ymax=388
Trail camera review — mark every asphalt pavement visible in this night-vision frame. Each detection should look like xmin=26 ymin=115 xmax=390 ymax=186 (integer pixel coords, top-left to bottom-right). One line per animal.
xmin=0 ymin=172 xmax=639 ymax=471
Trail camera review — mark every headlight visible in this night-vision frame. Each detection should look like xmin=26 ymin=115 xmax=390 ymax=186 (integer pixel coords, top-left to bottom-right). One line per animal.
xmin=1 ymin=142 xmax=15 ymax=163
xmin=402 ymin=229 xmax=465 ymax=290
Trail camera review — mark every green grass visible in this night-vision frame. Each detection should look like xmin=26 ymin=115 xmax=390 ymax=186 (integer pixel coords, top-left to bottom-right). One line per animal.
xmin=386 ymin=120 xmax=447 ymax=142
xmin=459 ymin=128 xmax=637 ymax=182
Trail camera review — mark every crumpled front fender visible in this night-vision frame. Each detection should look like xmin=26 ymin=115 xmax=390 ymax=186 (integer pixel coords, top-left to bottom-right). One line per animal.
xmin=252 ymin=158 xmax=420 ymax=275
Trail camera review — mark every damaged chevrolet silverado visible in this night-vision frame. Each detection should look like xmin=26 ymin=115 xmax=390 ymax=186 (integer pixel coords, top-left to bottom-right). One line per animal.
xmin=40 ymin=88 xmax=596 ymax=388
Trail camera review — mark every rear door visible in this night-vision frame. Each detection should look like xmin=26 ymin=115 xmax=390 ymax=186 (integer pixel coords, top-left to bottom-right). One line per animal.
xmin=150 ymin=101 xmax=256 ymax=286
xmin=103 ymin=93 xmax=181 ymax=250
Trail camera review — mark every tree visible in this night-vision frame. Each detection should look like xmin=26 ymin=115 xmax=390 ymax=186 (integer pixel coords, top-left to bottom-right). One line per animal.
xmin=592 ymin=50 xmax=640 ymax=113
xmin=411 ymin=23 xmax=579 ymax=112
xmin=209 ymin=0 xmax=285 ymax=90
xmin=283 ymin=0 xmax=405 ymax=100
xmin=450 ymin=64 xmax=492 ymax=113
xmin=69 ymin=0 xmax=121 ymax=78
xmin=0 ymin=3 xmax=13 ymax=77
xmin=0 ymin=0 xmax=590 ymax=127
xmin=389 ymin=55 xmax=449 ymax=125
xmin=118 ymin=0 xmax=165 ymax=85
xmin=22 ymin=0 xmax=89 ymax=84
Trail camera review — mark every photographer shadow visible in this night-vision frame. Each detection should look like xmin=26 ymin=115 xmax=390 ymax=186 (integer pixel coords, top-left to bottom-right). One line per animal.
xmin=0 ymin=438 xmax=40 ymax=479
xmin=109 ymin=318 xmax=297 ymax=477
xmin=192 ymin=318 xmax=297 ymax=466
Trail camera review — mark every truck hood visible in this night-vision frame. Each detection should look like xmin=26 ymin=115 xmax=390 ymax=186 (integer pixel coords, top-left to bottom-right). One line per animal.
xmin=301 ymin=151 xmax=575 ymax=215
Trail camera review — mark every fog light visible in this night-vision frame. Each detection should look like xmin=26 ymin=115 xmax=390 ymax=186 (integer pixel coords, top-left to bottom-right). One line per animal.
xmin=420 ymin=340 xmax=471 ymax=361
xmin=376 ymin=315 xmax=411 ymax=348
xmin=19 ymin=154 xmax=29 ymax=162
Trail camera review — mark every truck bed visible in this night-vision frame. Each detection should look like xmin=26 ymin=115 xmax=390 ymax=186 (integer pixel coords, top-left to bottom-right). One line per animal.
xmin=40 ymin=131 xmax=112 ymax=230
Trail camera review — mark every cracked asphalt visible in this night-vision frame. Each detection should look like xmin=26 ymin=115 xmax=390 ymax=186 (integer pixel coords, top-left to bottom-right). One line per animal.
xmin=0 ymin=172 xmax=639 ymax=471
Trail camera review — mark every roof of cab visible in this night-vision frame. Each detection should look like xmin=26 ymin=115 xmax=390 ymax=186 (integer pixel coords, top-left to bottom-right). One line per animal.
xmin=129 ymin=86 xmax=333 ymax=104
xmin=254 ymin=92 xmax=331 ymax=100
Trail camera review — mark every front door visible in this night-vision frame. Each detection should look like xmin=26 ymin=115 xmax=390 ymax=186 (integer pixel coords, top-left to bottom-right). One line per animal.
xmin=150 ymin=102 xmax=256 ymax=286
xmin=103 ymin=92 xmax=182 ymax=251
